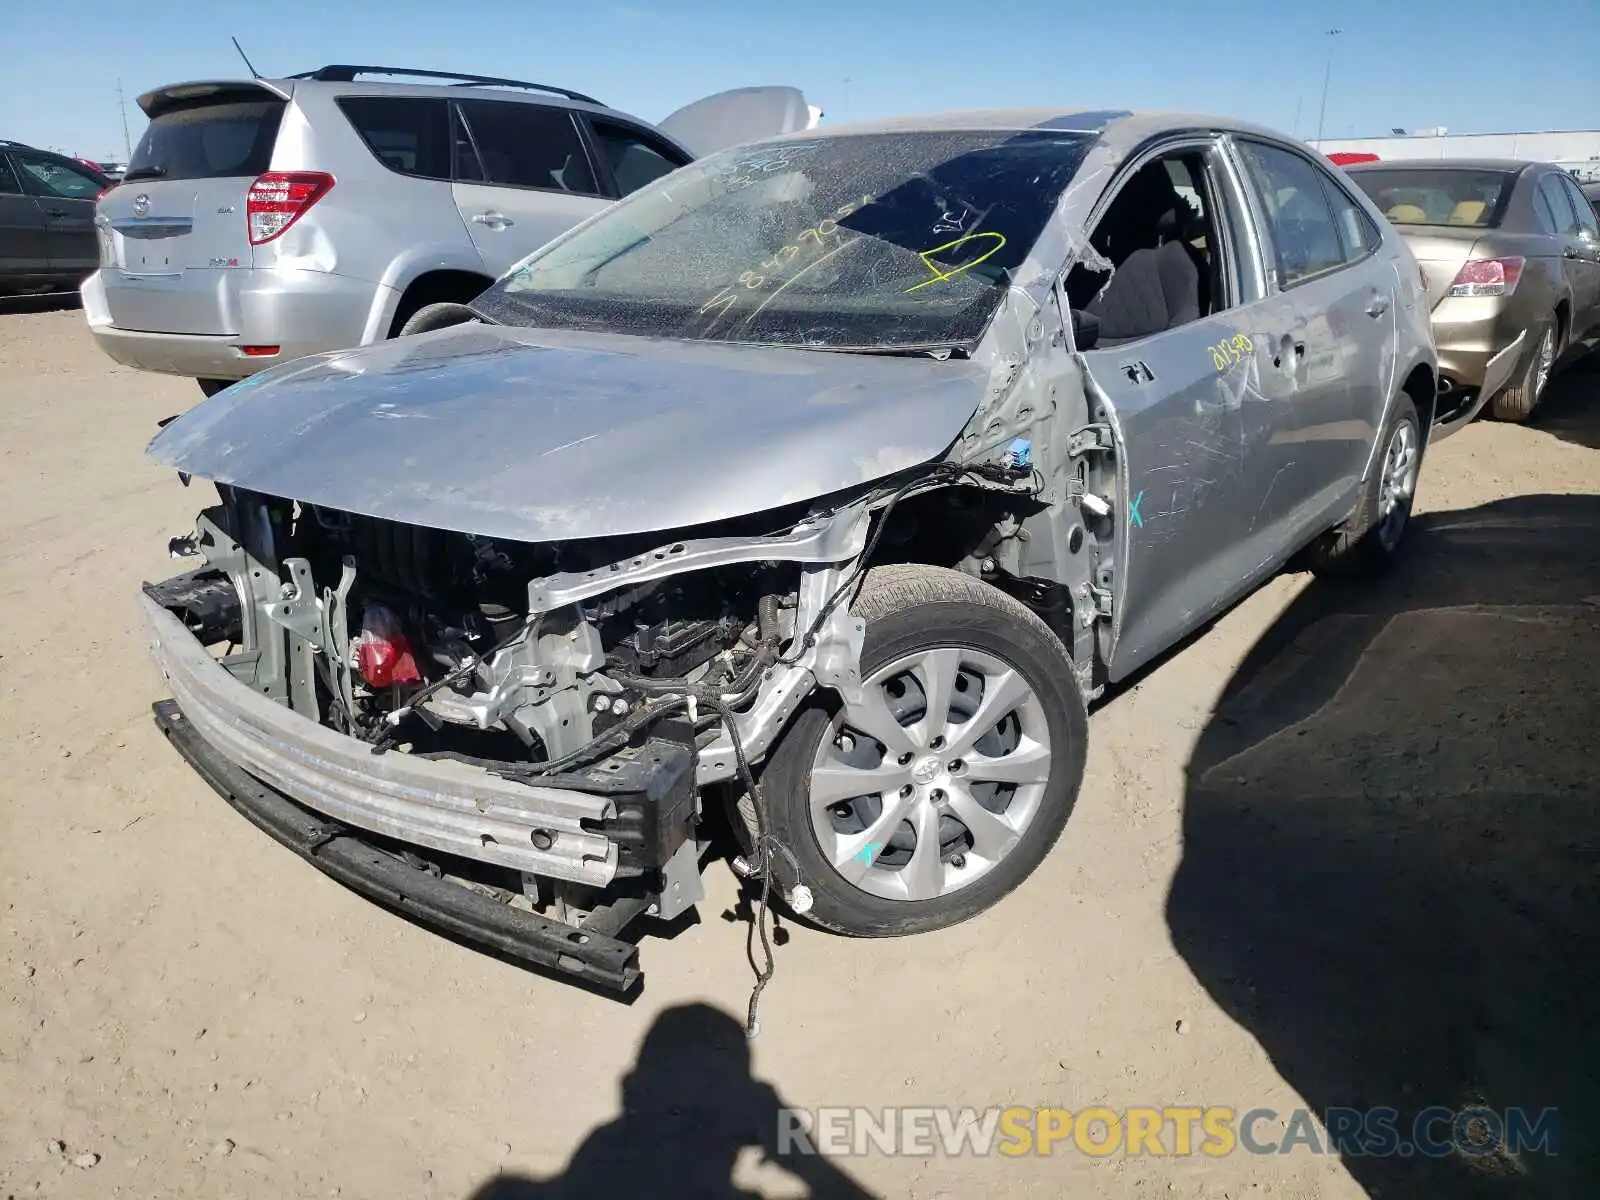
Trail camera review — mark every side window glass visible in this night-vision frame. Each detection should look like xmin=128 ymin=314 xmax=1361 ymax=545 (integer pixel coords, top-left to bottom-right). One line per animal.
xmin=590 ymin=121 xmax=687 ymax=196
xmin=1531 ymin=184 xmax=1560 ymax=234
xmin=1063 ymin=147 xmax=1233 ymax=346
xmin=456 ymin=101 xmax=597 ymax=195
xmin=15 ymin=153 xmax=103 ymax=199
xmin=1320 ymin=174 xmax=1381 ymax=261
xmin=1557 ymin=176 xmax=1599 ymax=239
xmin=337 ymin=97 xmax=450 ymax=180
xmin=1237 ymin=141 xmax=1347 ymax=288
xmin=1537 ymin=175 xmax=1579 ymax=235
xmin=451 ymin=106 xmax=484 ymax=183
xmin=0 ymin=156 xmax=24 ymax=195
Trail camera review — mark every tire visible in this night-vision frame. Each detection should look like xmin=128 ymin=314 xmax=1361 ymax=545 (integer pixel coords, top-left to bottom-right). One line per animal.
xmin=758 ymin=564 xmax=1089 ymax=937
xmin=1309 ymin=392 xmax=1422 ymax=577
xmin=197 ymin=378 xmax=233 ymax=398
xmin=1489 ymin=317 xmax=1558 ymax=422
xmin=395 ymin=301 xmax=481 ymax=338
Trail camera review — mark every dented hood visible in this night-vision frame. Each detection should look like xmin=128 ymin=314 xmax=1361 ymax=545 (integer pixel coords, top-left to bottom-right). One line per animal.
xmin=147 ymin=324 xmax=987 ymax=543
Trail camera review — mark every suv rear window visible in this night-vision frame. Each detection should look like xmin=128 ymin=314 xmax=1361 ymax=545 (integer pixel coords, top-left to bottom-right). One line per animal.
xmin=1348 ymin=168 xmax=1513 ymax=228
xmin=128 ymin=96 xmax=284 ymax=180
xmin=337 ymin=96 xmax=450 ymax=180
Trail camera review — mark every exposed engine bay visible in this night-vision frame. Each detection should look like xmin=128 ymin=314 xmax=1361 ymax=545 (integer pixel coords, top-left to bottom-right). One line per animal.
xmin=144 ymin=458 xmax=1058 ymax=983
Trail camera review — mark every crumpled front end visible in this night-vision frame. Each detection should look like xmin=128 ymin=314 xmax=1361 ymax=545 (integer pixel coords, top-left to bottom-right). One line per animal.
xmin=141 ymin=480 xmax=899 ymax=987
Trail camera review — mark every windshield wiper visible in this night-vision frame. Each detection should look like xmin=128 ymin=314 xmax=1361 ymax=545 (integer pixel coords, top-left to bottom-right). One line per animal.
xmin=120 ymin=165 xmax=167 ymax=182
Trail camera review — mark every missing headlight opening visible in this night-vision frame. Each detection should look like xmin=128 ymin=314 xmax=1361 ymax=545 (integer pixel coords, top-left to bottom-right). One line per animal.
xmin=143 ymin=457 xmax=1046 ymax=1030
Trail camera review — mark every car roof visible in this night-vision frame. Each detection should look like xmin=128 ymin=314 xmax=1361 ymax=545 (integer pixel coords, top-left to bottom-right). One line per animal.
xmin=1343 ymin=158 xmax=1537 ymax=173
xmin=138 ymin=75 xmax=628 ymax=122
xmin=762 ymin=107 xmax=1299 ymax=143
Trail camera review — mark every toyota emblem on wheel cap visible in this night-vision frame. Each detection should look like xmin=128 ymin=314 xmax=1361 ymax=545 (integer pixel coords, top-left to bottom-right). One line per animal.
xmin=132 ymin=193 xmax=150 ymax=218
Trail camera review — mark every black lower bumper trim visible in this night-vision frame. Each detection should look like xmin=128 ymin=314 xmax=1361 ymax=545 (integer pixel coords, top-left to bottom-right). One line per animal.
xmin=152 ymin=699 xmax=642 ymax=993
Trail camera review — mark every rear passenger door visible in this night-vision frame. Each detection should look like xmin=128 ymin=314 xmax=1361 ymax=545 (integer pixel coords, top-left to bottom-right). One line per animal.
xmin=0 ymin=154 xmax=51 ymax=281
xmin=451 ymin=99 xmax=611 ymax=276
xmin=1548 ymin=173 xmax=1600 ymax=344
xmin=1231 ymin=138 xmax=1395 ymax=527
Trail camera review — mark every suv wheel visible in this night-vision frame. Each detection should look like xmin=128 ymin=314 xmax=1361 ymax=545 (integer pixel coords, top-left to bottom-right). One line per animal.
xmin=396 ymin=302 xmax=482 ymax=338
xmin=759 ymin=565 xmax=1088 ymax=936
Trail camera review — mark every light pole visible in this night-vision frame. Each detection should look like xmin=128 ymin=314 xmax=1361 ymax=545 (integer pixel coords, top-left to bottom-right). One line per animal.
xmin=1315 ymin=28 xmax=1343 ymax=146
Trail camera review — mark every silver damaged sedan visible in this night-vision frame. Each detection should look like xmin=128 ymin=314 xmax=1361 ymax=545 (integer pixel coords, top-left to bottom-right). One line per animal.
xmin=142 ymin=109 xmax=1438 ymax=991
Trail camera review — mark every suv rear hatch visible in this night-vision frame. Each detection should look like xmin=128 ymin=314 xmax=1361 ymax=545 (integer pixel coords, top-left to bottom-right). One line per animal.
xmin=97 ymin=81 xmax=288 ymax=334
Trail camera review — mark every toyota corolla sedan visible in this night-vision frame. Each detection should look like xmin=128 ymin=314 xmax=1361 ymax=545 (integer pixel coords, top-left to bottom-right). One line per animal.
xmin=141 ymin=110 xmax=1436 ymax=991
xmin=1346 ymin=159 xmax=1600 ymax=422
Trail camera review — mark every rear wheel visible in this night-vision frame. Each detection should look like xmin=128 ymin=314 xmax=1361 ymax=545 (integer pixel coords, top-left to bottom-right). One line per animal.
xmin=395 ymin=301 xmax=482 ymax=338
xmin=1310 ymin=393 xmax=1421 ymax=577
xmin=196 ymin=378 xmax=234 ymax=398
xmin=759 ymin=565 xmax=1088 ymax=936
xmin=1489 ymin=317 xmax=1557 ymax=422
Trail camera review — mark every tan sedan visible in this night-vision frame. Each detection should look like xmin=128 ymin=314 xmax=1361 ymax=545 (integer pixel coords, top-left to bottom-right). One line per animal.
xmin=1347 ymin=159 xmax=1600 ymax=420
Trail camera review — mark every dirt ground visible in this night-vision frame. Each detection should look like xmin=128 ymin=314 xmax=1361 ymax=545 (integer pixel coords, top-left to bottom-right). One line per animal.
xmin=1 ymin=302 xmax=1596 ymax=1199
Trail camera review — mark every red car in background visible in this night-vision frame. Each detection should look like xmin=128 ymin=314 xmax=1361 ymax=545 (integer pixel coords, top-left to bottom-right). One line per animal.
xmin=1328 ymin=152 xmax=1381 ymax=167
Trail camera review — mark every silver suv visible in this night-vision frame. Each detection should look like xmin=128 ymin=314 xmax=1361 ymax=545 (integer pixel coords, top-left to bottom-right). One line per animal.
xmin=83 ymin=65 xmax=813 ymax=394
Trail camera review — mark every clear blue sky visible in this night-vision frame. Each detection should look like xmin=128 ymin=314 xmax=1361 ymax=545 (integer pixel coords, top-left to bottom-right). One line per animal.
xmin=7 ymin=0 xmax=1596 ymax=160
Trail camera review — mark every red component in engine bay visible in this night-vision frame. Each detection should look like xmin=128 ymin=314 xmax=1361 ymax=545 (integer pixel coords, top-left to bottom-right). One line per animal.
xmin=354 ymin=604 xmax=422 ymax=688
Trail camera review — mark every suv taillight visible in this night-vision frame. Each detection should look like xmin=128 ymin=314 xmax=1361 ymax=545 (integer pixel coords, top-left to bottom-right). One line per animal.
xmin=1447 ymin=257 xmax=1524 ymax=298
xmin=247 ymin=172 xmax=335 ymax=245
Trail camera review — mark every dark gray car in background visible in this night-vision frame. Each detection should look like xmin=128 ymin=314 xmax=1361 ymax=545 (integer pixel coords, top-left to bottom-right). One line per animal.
xmin=0 ymin=140 xmax=111 ymax=296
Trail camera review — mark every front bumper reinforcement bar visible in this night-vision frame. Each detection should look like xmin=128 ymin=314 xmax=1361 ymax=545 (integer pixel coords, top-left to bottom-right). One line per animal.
xmin=152 ymin=699 xmax=642 ymax=993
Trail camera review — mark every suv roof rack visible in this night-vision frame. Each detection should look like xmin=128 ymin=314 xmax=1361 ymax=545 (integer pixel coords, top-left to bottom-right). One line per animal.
xmin=287 ymin=65 xmax=601 ymax=106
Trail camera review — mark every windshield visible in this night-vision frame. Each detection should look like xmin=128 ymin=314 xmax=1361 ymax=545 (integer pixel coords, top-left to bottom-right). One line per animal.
xmin=473 ymin=129 xmax=1095 ymax=351
xmin=1349 ymin=168 xmax=1514 ymax=228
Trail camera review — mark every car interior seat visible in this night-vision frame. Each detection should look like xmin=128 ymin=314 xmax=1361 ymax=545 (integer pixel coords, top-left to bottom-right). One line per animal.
xmin=1387 ymin=203 xmax=1429 ymax=223
xmin=1075 ymin=159 xmax=1206 ymax=343
xmin=1448 ymin=200 xmax=1487 ymax=225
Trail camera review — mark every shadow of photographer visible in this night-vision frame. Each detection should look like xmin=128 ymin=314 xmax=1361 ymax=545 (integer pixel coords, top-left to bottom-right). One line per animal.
xmin=465 ymin=1002 xmax=878 ymax=1199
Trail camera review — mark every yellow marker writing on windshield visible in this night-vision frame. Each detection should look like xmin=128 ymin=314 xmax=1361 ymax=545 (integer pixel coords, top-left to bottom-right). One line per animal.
xmin=904 ymin=232 xmax=1007 ymax=294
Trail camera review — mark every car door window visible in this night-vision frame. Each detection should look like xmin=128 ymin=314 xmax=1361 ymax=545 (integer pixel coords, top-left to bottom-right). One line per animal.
xmin=1531 ymin=182 xmax=1561 ymax=234
xmin=589 ymin=120 xmax=688 ymax=196
xmin=1556 ymin=175 xmax=1599 ymax=240
xmin=455 ymin=101 xmax=597 ymax=196
xmin=337 ymin=97 xmax=451 ymax=180
xmin=0 ymin=156 xmax=24 ymax=195
xmin=14 ymin=153 xmax=103 ymax=199
xmin=1319 ymin=173 xmax=1382 ymax=262
xmin=1536 ymin=174 xmax=1581 ymax=236
xmin=1063 ymin=144 xmax=1239 ymax=345
xmin=1236 ymin=141 xmax=1348 ymax=288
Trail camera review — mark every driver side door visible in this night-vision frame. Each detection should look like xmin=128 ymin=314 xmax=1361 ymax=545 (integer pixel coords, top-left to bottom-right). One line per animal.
xmin=1066 ymin=137 xmax=1308 ymax=681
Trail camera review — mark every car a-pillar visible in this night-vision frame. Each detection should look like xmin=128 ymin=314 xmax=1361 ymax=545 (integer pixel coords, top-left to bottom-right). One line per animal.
xmin=961 ymin=282 xmax=1118 ymax=701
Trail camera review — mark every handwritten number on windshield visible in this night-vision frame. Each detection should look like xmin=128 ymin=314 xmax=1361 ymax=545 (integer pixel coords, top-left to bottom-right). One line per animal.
xmin=699 ymin=195 xmax=875 ymax=320
xmin=903 ymin=232 xmax=1008 ymax=294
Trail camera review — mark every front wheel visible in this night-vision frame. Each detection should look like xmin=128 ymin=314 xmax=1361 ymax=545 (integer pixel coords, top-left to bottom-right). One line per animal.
xmin=759 ymin=565 xmax=1088 ymax=936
